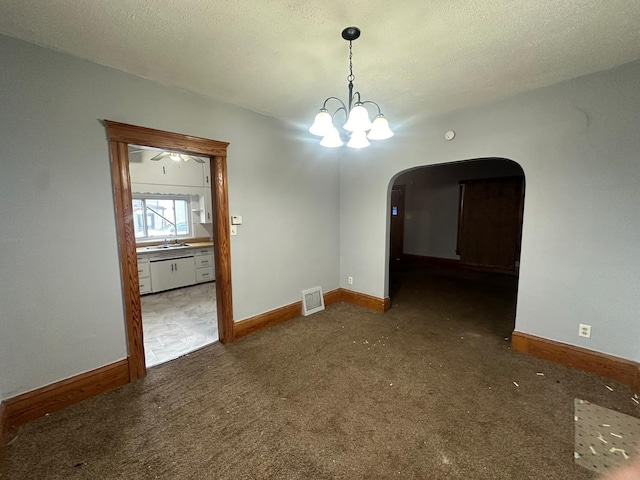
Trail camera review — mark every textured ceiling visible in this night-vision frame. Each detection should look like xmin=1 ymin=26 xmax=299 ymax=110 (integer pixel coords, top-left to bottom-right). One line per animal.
xmin=1 ymin=1 xmax=639 ymax=125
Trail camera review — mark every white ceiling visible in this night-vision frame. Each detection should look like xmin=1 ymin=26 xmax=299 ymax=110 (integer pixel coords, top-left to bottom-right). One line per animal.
xmin=1 ymin=1 xmax=639 ymax=126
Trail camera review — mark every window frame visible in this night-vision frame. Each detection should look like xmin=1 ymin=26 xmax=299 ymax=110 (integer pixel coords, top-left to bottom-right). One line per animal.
xmin=132 ymin=194 xmax=192 ymax=241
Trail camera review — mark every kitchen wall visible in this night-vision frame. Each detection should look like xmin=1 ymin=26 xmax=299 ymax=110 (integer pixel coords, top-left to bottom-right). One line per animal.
xmin=339 ymin=60 xmax=640 ymax=363
xmin=396 ymin=159 xmax=523 ymax=260
xmin=0 ymin=35 xmax=340 ymax=400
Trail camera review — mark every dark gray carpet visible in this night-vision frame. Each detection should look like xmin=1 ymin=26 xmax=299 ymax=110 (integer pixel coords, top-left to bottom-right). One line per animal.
xmin=2 ymin=263 xmax=638 ymax=479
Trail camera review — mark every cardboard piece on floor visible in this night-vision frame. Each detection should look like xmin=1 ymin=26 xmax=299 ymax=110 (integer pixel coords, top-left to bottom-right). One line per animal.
xmin=574 ymin=398 xmax=640 ymax=474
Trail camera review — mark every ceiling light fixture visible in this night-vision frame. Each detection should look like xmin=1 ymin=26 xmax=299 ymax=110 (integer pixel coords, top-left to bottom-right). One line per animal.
xmin=309 ymin=27 xmax=394 ymax=149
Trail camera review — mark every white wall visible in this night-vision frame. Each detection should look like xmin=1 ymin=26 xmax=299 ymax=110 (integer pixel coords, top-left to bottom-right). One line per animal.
xmin=397 ymin=159 xmax=523 ymax=259
xmin=340 ymin=61 xmax=640 ymax=363
xmin=0 ymin=35 xmax=340 ymax=400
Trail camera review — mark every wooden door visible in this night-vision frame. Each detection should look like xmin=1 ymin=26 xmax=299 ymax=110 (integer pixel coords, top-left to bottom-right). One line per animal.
xmin=457 ymin=177 xmax=524 ymax=271
xmin=390 ymin=185 xmax=406 ymax=261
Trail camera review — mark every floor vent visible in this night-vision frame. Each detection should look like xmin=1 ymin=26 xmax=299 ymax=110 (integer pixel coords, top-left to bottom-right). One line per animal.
xmin=301 ymin=287 xmax=325 ymax=316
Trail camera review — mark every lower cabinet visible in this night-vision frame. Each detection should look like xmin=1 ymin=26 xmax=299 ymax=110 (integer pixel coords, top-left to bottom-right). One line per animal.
xmin=138 ymin=246 xmax=215 ymax=295
xmin=149 ymin=257 xmax=196 ymax=293
xmin=137 ymin=256 xmax=152 ymax=294
xmin=194 ymin=247 xmax=215 ymax=284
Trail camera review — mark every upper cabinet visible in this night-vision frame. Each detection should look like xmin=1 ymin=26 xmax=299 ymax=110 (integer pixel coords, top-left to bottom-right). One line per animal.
xmin=200 ymin=160 xmax=213 ymax=224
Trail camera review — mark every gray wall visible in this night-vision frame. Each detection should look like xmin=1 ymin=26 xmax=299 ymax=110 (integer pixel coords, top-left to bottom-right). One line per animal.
xmin=1 ymin=33 xmax=638 ymax=402
xmin=0 ymin=36 xmax=340 ymax=400
xmin=396 ymin=159 xmax=523 ymax=259
xmin=339 ymin=61 xmax=640 ymax=362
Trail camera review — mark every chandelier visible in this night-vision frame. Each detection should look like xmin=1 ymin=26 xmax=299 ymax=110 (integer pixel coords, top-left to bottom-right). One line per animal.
xmin=309 ymin=27 xmax=394 ymax=149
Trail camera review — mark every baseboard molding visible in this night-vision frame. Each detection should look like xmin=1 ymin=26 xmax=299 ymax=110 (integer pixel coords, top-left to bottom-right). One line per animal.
xmin=403 ymin=254 xmax=460 ymax=267
xmin=340 ymin=288 xmax=390 ymax=312
xmin=512 ymin=332 xmax=639 ymax=388
xmin=323 ymin=288 xmax=342 ymax=307
xmin=1 ymin=359 xmax=129 ymax=436
xmin=233 ymin=288 xmax=389 ymax=341
xmin=635 ymin=365 xmax=640 ymax=395
xmin=404 ymin=254 xmax=517 ymax=275
xmin=233 ymin=289 xmax=342 ymax=341
xmin=0 ymin=400 xmax=7 ymax=448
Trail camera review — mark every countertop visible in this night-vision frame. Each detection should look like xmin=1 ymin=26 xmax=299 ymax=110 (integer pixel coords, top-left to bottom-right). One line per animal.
xmin=136 ymin=241 xmax=213 ymax=255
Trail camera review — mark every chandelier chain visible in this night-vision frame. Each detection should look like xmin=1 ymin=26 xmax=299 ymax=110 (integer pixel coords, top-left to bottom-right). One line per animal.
xmin=347 ymin=41 xmax=355 ymax=83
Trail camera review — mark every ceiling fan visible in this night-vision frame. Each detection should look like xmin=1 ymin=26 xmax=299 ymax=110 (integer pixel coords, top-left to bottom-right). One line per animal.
xmin=149 ymin=152 xmax=205 ymax=164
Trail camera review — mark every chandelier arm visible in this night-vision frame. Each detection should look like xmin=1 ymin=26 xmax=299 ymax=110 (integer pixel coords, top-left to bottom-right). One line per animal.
xmin=360 ymin=100 xmax=383 ymax=115
xmin=322 ymin=96 xmax=347 ymax=112
xmin=332 ymin=105 xmax=348 ymax=121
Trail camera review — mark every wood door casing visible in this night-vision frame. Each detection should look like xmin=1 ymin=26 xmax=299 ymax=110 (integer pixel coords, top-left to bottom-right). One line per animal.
xmin=105 ymin=120 xmax=233 ymax=381
xmin=457 ymin=176 xmax=524 ymax=271
xmin=390 ymin=185 xmax=406 ymax=261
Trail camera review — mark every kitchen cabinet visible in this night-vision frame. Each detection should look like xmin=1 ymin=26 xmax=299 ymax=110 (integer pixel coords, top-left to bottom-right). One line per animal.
xmin=149 ymin=256 xmax=196 ymax=293
xmin=200 ymin=161 xmax=213 ymax=224
xmin=194 ymin=247 xmax=215 ymax=283
xmin=137 ymin=255 xmax=152 ymax=294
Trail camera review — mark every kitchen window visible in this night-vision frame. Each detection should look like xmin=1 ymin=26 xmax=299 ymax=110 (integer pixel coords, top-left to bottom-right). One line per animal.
xmin=132 ymin=195 xmax=191 ymax=240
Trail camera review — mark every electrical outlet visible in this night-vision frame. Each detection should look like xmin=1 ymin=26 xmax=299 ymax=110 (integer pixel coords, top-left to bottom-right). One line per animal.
xmin=348 ymin=276 xmax=353 ymax=285
xmin=578 ymin=324 xmax=591 ymax=338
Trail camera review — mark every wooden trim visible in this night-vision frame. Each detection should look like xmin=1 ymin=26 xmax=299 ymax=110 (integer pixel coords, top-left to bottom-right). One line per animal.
xmin=105 ymin=121 xmax=232 ymax=374
xmin=512 ymin=332 xmax=639 ymax=387
xmin=109 ymin=140 xmax=146 ymax=380
xmin=212 ymin=155 xmax=234 ymax=343
xmin=634 ymin=365 xmax=640 ymax=395
xmin=232 ymin=287 xmax=390 ymax=341
xmin=2 ymin=360 xmax=129 ymax=433
xmin=340 ymin=288 xmax=389 ymax=312
xmin=403 ymin=254 xmax=461 ymax=267
xmin=403 ymin=254 xmax=517 ymax=275
xmin=234 ymin=302 xmax=301 ymax=341
xmin=234 ymin=289 xmax=341 ymax=341
xmin=104 ymin=120 xmax=229 ymax=156
xmin=323 ymin=288 xmax=342 ymax=306
xmin=0 ymin=400 xmax=7 ymax=448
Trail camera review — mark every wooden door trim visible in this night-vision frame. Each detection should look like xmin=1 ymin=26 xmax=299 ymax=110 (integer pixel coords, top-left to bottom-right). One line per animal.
xmin=105 ymin=120 xmax=233 ymax=381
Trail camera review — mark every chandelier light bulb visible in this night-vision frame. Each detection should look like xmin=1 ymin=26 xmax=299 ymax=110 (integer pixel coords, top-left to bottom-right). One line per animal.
xmin=367 ymin=114 xmax=394 ymax=140
xmin=343 ymin=103 xmax=372 ymax=132
xmin=320 ymin=126 xmax=344 ymax=148
xmin=170 ymin=153 xmax=181 ymax=162
xmin=347 ymin=130 xmax=371 ymax=149
xmin=309 ymin=109 xmax=333 ymax=137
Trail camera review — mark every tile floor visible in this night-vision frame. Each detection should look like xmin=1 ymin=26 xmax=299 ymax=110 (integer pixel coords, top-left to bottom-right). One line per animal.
xmin=141 ymin=282 xmax=218 ymax=367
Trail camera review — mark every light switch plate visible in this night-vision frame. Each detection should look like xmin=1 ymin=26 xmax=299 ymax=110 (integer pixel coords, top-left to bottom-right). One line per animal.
xmin=231 ymin=215 xmax=243 ymax=225
xmin=230 ymin=225 xmax=237 ymax=236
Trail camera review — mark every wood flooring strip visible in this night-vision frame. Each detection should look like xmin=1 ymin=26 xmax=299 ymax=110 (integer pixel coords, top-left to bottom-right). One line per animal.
xmin=3 ymin=359 xmax=129 ymax=431
xmin=340 ymin=288 xmax=389 ymax=312
xmin=512 ymin=331 xmax=639 ymax=387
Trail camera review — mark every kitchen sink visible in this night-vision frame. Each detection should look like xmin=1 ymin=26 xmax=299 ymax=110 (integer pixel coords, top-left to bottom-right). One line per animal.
xmin=145 ymin=243 xmax=190 ymax=250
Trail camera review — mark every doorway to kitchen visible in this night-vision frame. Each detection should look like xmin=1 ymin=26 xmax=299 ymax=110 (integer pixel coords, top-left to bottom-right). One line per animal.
xmin=105 ymin=121 xmax=234 ymax=381
xmin=129 ymin=145 xmax=219 ymax=367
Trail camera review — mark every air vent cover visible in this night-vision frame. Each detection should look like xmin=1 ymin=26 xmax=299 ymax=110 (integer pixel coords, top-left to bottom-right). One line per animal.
xmin=301 ymin=286 xmax=325 ymax=316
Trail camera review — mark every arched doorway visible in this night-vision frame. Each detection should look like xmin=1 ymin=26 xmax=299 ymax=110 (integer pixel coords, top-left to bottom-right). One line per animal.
xmin=387 ymin=158 xmax=524 ymax=338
